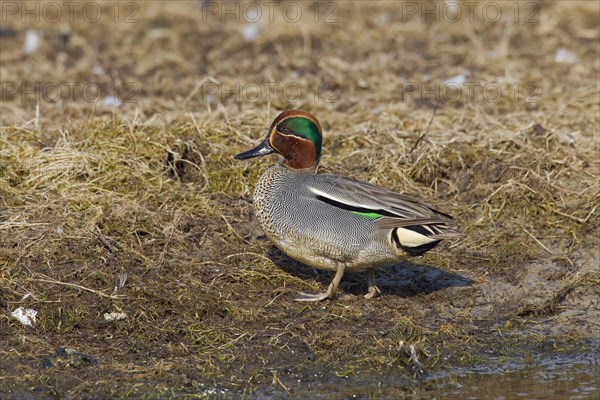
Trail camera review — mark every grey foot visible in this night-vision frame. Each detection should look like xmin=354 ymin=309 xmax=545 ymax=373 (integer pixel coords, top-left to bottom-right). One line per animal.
xmin=294 ymin=262 xmax=346 ymax=302
xmin=295 ymin=280 xmax=338 ymax=302
xmin=365 ymin=269 xmax=381 ymax=299
xmin=364 ymin=285 xmax=381 ymax=299
xmin=295 ymin=291 xmax=334 ymax=302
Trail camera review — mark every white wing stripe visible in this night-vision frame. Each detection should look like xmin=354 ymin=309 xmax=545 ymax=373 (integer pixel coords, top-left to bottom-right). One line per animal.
xmin=308 ymin=186 xmax=381 ymax=211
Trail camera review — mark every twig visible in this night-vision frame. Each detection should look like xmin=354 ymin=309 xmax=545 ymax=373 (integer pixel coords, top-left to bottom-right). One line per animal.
xmin=113 ymin=273 xmax=128 ymax=294
xmin=552 ymin=204 xmax=597 ymax=224
xmin=220 ymin=214 xmax=249 ymax=244
xmin=272 ymin=371 xmax=290 ymax=394
xmin=216 ymin=332 xmax=252 ymax=350
xmin=33 ymin=275 xmax=125 ymax=299
xmin=91 ymin=227 xmax=115 ymax=253
xmin=523 ymin=228 xmax=553 ymax=254
xmin=410 ymin=103 xmax=439 ymax=153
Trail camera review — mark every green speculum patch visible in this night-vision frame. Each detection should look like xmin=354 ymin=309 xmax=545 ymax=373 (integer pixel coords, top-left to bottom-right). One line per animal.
xmin=279 ymin=117 xmax=322 ymax=159
xmin=351 ymin=210 xmax=383 ymax=220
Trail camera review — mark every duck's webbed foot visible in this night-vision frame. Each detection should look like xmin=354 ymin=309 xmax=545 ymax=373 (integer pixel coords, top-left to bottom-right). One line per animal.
xmin=295 ymin=289 xmax=334 ymax=302
xmin=295 ymin=262 xmax=346 ymax=302
xmin=364 ymin=269 xmax=381 ymax=299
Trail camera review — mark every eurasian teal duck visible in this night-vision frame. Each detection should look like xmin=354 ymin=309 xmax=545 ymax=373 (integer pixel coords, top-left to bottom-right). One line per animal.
xmin=235 ymin=110 xmax=462 ymax=301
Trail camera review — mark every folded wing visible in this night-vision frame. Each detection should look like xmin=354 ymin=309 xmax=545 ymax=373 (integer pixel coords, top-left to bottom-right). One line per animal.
xmin=308 ymin=175 xmax=462 ymax=241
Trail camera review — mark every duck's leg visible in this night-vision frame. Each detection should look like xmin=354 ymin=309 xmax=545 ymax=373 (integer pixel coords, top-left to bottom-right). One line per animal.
xmin=295 ymin=262 xmax=346 ymax=302
xmin=364 ymin=269 xmax=381 ymax=299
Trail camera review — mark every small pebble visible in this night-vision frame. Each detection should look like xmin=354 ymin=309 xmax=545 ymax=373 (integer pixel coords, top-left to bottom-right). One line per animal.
xmin=24 ymin=29 xmax=39 ymax=55
xmin=12 ymin=307 xmax=37 ymax=326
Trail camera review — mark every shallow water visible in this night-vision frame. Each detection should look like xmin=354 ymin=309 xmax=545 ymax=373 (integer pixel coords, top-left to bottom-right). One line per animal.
xmin=249 ymin=348 xmax=600 ymax=400
xmin=427 ymin=362 xmax=599 ymax=400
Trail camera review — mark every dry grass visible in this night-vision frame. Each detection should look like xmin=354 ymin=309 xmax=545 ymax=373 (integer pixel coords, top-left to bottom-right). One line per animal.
xmin=1 ymin=1 xmax=599 ymax=398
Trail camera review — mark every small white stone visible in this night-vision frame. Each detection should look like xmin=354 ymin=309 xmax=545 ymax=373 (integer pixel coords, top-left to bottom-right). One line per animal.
xmin=555 ymin=47 xmax=577 ymax=64
xmin=102 ymin=96 xmax=121 ymax=107
xmin=240 ymin=25 xmax=260 ymax=42
xmin=375 ymin=13 xmax=390 ymax=26
xmin=444 ymin=74 xmax=466 ymax=86
xmin=23 ymin=29 xmax=39 ymax=55
xmin=557 ymin=132 xmax=575 ymax=147
xmin=92 ymin=65 xmax=105 ymax=75
xmin=103 ymin=312 xmax=127 ymax=321
xmin=12 ymin=307 xmax=37 ymax=326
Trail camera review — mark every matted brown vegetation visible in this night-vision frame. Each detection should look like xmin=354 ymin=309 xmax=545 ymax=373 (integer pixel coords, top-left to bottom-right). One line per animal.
xmin=1 ymin=1 xmax=599 ymax=398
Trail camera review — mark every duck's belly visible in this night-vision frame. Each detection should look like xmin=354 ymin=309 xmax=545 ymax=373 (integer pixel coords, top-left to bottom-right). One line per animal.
xmin=261 ymin=221 xmax=400 ymax=272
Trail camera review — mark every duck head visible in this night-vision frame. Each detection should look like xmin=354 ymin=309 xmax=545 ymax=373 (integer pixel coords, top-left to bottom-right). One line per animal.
xmin=235 ymin=110 xmax=323 ymax=169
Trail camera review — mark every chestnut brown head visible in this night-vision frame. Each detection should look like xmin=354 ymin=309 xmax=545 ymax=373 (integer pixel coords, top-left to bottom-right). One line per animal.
xmin=235 ymin=110 xmax=323 ymax=169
